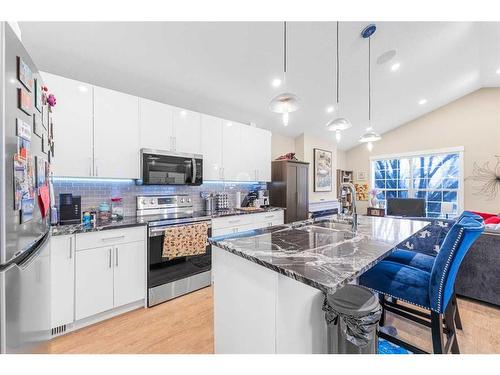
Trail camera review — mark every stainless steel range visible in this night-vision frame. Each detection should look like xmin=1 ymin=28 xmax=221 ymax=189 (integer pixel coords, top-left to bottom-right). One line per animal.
xmin=137 ymin=195 xmax=212 ymax=307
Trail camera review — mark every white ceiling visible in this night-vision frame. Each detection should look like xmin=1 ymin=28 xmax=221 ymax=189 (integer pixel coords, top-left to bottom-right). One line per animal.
xmin=18 ymin=22 xmax=500 ymax=150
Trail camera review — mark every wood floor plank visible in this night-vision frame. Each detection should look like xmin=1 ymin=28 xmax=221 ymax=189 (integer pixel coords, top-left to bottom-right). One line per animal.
xmin=49 ymin=287 xmax=499 ymax=354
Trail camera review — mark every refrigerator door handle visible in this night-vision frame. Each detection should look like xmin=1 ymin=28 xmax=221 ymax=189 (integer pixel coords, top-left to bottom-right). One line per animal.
xmin=108 ymin=248 xmax=112 ymax=268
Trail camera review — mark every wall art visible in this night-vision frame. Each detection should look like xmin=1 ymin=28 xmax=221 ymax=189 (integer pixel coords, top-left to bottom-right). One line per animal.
xmin=35 ymin=156 xmax=46 ymax=188
xmin=16 ymin=118 xmax=32 ymax=141
xmin=34 ymin=78 xmax=42 ymax=112
xmin=313 ymin=148 xmax=333 ymax=192
xmin=41 ymin=105 xmax=49 ymax=129
xmin=20 ymin=198 xmax=34 ymax=223
xmin=33 ymin=113 xmax=42 ymax=138
xmin=467 ymin=155 xmax=500 ymax=200
xmin=356 ymin=171 xmax=367 ymax=181
xmin=17 ymin=56 xmax=33 ymax=92
xmin=18 ymin=88 xmax=33 ymax=115
xmin=17 ymin=137 xmax=30 ymax=160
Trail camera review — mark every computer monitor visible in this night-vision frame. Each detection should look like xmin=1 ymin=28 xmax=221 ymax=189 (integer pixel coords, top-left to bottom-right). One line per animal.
xmin=386 ymin=198 xmax=426 ymax=217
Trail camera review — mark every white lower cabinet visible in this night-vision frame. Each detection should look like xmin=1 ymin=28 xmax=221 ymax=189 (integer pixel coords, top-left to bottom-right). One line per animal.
xmin=113 ymin=241 xmax=146 ymax=307
xmin=212 ymin=210 xmax=284 ymax=237
xmin=74 ymin=237 xmax=146 ymax=321
xmin=50 ymin=235 xmax=75 ymax=329
xmin=75 ymin=246 xmax=115 ymax=320
xmin=50 ymin=228 xmax=146 ymax=326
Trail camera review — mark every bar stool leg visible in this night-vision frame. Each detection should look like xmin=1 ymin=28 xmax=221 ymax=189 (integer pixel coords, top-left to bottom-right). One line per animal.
xmin=431 ymin=311 xmax=444 ymax=354
xmin=444 ymin=303 xmax=460 ymax=354
xmin=379 ymin=294 xmax=386 ymax=327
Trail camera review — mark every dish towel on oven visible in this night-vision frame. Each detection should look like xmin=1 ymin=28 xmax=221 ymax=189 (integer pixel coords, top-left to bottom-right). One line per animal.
xmin=162 ymin=222 xmax=209 ymax=260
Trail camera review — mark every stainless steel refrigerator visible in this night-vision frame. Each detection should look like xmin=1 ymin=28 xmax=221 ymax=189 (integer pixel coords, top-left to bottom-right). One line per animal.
xmin=0 ymin=23 xmax=51 ymax=354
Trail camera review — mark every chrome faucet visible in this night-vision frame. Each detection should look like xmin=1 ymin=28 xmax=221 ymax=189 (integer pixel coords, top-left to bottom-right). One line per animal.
xmin=339 ymin=182 xmax=358 ymax=232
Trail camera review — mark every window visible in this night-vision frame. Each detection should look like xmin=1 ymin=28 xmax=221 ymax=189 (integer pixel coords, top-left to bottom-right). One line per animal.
xmin=371 ymin=148 xmax=463 ymax=218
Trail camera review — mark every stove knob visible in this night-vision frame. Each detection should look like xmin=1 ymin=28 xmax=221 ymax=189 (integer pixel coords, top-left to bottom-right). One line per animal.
xmin=180 ymin=198 xmax=185 ymax=203
xmin=150 ymin=199 xmax=155 ymax=205
xmin=141 ymin=199 xmax=146 ymax=205
xmin=187 ymin=198 xmax=191 ymax=203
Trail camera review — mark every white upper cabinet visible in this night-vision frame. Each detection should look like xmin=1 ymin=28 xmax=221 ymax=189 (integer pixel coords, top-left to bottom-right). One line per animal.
xmin=222 ymin=120 xmax=242 ymax=181
xmin=201 ymin=114 xmax=223 ymax=181
xmin=172 ymin=107 xmax=201 ymax=154
xmin=93 ymin=86 xmax=140 ymax=179
xmin=238 ymin=123 xmax=256 ymax=181
xmin=139 ymin=98 xmax=174 ymax=151
xmin=41 ymin=72 xmax=93 ymax=177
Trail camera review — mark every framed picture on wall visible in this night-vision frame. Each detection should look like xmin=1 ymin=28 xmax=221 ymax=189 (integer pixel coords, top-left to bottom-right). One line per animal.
xmin=356 ymin=171 xmax=367 ymax=181
xmin=313 ymin=148 xmax=333 ymax=192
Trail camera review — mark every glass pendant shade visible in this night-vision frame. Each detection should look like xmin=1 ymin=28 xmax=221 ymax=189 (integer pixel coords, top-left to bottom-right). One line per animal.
xmin=269 ymin=92 xmax=300 ymax=114
xmin=335 ymin=130 xmax=341 ymax=142
xmin=367 ymin=141 xmax=374 ymax=151
xmin=359 ymin=128 xmax=381 ymax=143
xmin=326 ymin=117 xmax=352 ymax=131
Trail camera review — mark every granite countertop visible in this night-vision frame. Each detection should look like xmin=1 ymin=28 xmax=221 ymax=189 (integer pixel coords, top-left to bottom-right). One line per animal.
xmin=209 ymin=216 xmax=429 ymax=295
xmin=52 ymin=207 xmax=285 ymax=236
xmin=51 ymin=216 xmax=147 ymax=236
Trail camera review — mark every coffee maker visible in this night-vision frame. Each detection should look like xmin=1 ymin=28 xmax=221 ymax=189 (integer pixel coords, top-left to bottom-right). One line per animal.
xmin=59 ymin=193 xmax=82 ymax=225
xmin=256 ymin=189 xmax=270 ymax=207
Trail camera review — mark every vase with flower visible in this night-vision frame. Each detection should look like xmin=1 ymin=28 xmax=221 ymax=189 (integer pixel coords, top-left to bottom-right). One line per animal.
xmin=369 ymin=188 xmax=379 ymax=208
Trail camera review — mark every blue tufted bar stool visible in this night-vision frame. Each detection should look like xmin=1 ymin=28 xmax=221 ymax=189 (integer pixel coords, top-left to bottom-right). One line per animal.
xmin=359 ymin=216 xmax=485 ymax=354
xmin=380 ymin=211 xmax=484 ymax=330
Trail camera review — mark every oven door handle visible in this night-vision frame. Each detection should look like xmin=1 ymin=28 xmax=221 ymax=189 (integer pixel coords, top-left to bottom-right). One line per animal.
xmin=149 ymin=222 xmax=212 ymax=237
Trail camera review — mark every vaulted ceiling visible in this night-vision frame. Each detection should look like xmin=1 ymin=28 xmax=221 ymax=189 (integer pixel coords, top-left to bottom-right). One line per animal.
xmin=19 ymin=22 xmax=500 ymax=150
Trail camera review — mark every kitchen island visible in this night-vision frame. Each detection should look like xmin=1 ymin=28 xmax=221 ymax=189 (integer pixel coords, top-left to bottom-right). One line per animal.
xmin=209 ymin=216 xmax=428 ymax=354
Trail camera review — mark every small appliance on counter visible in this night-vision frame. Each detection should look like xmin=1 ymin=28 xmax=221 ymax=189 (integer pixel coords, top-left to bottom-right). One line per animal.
xmin=216 ymin=192 xmax=229 ymax=210
xmin=59 ymin=193 xmax=82 ymax=225
xmin=241 ymin=190 xmax=270 ymax=208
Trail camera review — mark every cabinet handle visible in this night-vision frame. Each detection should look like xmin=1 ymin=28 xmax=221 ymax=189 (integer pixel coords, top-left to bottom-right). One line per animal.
xmin=95 ymin=158 xmax=99 ymax=177
xmin=265 ymin=215 xmax=274 ymax=219
xmin=101 ymin=235 xmax=125 ymax=242
xmin=88 ymin=157 xmax=93 ymax=177
xmin=69 ymin=237 xmax=73 ymax=259
xmin=108 ymin=248 xmax=112 ymax=268
xmin=115 ymin=247 xmax=119 ymax=267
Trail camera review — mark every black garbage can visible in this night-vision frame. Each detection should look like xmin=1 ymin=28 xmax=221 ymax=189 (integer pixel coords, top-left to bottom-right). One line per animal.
xmin=323 ymin=284 xmax=382 ymax=354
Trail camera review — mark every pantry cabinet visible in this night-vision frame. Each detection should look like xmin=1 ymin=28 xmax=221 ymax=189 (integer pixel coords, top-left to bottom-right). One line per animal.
xmin=139 ymin=98 xmax=174 ymax=151
xmin=50 ymin=235 xmax=75 ymax=329
xmin=94 ymin=86 xmax=140 ymax=179
xmin=41 ymin=72 xmax=94 ymax=177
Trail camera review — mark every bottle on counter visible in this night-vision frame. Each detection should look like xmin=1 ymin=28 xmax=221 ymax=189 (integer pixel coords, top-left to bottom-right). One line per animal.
xmin=111 ymin=197 xmax=124 ymax=220
xmin=98 ymin=202 xmax=111 ymax=221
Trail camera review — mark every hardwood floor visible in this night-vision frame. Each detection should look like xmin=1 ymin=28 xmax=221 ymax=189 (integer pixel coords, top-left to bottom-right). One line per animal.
xmin=49 ymin=286 xmax=499 ymax=354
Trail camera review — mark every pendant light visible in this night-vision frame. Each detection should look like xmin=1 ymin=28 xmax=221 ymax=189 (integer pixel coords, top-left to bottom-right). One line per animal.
xmin=326 ymin=22 xmax=351 ymax=142
xmin=269 ymin=21 xmax=300 ymax=126
xmin=359 ymin=24 xmax=381 ymax=150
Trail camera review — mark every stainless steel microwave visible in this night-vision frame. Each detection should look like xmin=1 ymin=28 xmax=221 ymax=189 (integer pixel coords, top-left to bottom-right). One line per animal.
xmin=140 ymin=149 xmax=203 ymax=185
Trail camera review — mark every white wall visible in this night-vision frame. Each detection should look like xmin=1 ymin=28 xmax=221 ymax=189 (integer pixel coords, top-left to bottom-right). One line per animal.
xmin=271 ymin=132 xmax=295 ymax=160
xmin=345 ymin=88 xmax=500 ymax=213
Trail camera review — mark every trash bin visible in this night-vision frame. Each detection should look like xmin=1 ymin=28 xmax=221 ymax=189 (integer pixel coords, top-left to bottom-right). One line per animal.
xmin=323 ymin=284 xmax=382 ymax=354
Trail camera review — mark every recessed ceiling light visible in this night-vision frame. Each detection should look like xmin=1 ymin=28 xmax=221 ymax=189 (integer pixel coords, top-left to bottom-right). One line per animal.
xmin=271 ymin=78 xmax=282 ymax=88
xmin=226 ymin=121 xmax=233 ymax=127
xmin=418 ymin=99 xmax=427 ymax=105
xmin=496 ymin=68 xmax=500 ymax=75
xmin=180 ymin=110 xmax=187 ymax=117
xmin=78 ymin=85 xmax=88 ymax=93
xmin=390 ymin=62 xmax=401 ymax=72
xmin=326 ymin=106 xmax=335 ymax=113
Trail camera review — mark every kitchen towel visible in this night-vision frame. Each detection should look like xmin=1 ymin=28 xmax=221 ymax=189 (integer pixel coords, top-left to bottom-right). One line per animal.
xmin=162 ymin=222 xmax=209 ymax=260
xmin=38 ymin=184 xmax=50 ymax=218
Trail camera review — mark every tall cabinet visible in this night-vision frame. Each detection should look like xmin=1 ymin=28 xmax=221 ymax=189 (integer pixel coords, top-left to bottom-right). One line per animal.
xmin=270 ymin=160 xmax=309 ymax=224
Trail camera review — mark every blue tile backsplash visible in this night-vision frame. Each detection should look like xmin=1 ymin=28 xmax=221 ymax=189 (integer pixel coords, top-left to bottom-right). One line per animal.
xmin=52 ymin=178 xmax=265 ymax=216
